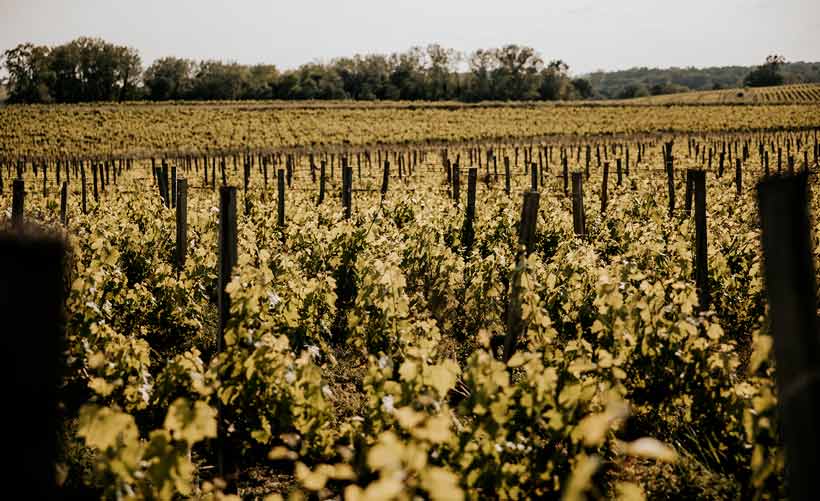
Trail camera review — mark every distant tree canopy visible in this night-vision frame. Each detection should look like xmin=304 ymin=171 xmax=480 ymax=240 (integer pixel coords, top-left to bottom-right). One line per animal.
xmin=744 ymin=55 xmax=786 ymax=88
xmin=2 ymin=38 xmax=141 ymax=103
xmin=586 ymin=59 xmax=820 ymax=99
xmin=2 ymin=38 xmax=584 ymax=103
xmin=3 ymin=39 xmax=817 ymax=104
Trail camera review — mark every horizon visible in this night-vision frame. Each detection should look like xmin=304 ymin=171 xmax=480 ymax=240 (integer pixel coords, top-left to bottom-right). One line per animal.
xmin=2 ymin=0 xmax=819 ymax=78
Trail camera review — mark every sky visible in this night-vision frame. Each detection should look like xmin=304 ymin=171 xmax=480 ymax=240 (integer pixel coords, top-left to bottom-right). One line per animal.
xmin=1 ymin=0 xmax=818 ymax=76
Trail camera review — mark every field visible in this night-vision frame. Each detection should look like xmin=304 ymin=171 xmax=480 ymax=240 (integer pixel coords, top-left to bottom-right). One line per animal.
xmin=1 ymin=102 xmax=819 ymax=499
xmin=623 ymin=82 xmax=820 ymax=105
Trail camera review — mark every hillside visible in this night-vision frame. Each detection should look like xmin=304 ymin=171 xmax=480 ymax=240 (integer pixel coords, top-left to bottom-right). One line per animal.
xmin=585 ymin=61 xmax=820 ymax=99
xmin=613 ymin=82 xmax=820 ymax=105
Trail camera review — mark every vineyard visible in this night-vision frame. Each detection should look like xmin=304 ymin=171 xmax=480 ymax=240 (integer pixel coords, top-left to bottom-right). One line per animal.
xmin=1 ymin=102 xmax=820 ymax=499
xmin=624 ymin=83 xmax=820 ymax=105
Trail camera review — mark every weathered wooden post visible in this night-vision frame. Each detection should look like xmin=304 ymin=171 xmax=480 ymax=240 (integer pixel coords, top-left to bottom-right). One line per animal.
xmin=92 ymin=163 xmax=99 ymax=203
xmin=692 ymin=170 xmax=708 ymax=308
xmin=666 ymin=151 xmax=675 ymax=217
xmin=381 ymin=160 xmax=390 ymax=199
xmin=342 ymin=164 xmax=353 ymax=219
xmin=461 ymin=167 xmax=477 ymax=254
xmin=530 ymin=162 xmax=538 ymax=191
xmin=735 ymin=159 xmax=742 ymax=197
xmin=318 ymin=160 xmax=326 ymax=206
xmin=601 ymin=162 xmax=610 ymax=214
xmin=503 ymin=190 xmax=540 ymax=363
xmin=571 ymin=172 xmax=585 ymax=238
xmin=757 ymin=173 xmax=820 ymax=501
xmin=175 ymin=179 xmax=188 ymax=272
xmin=216 ymin=185 xmax=237 ymax=483
xmin=12 ymin=179 xmax=24 ymax=227
xmin=453 ymin=163 xmax=461 ymax=207
xmin=0 ymin=230 xmax=66 ymax=500
xmin=81 ymin=161 xmax=87 ymax=215
xmin=504 ymin=156 xmax=511 ymax=195
xmin=60 ymin=182 xmax=68 ymax=226
xmin=277 ymin=168 xmax=285 ymax=228
xmin=562 ymin=156 xmax=569 ymax=194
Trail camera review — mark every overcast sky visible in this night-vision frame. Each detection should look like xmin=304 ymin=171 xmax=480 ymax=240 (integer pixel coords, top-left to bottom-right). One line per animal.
xmin=1 ymin=0 xmax=818 ymax=75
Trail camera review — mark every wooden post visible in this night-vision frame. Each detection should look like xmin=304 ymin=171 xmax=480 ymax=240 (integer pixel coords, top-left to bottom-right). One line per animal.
xmin=530 ymin=162 xmax=538 ymax=191
xmin=60 ymin=182 xmax=68 ymax=226
xmin=616 ymin=158 xmax=623 ymax=187
xmin=735 ymin=159 xmax=742 ymax=197
xmin=277 ymin=168 xmax=285 ymax=228
xmin=684 ymin=169 xmax=694 ymax=217
xmin=81 ymin=162 xmax=87 ymax=215
xmin=666 ymin=155 xmax=675 ymax=217
xmin=757 ymin=173 xmax=820 ymax=501
xmin=175 ymin=179 xmax=188 ymax=272
xmin=503 ymin=190 xmax=540 ymax=363
xmin=504 ymin=156 xmax=511 ymax=195
xmin=318 ymin=160 xmax=326 ymax=206
xmin=453 ymin=164 xmax=461 ymax=206
xmin=92 ymin=163 xmax=99 ymax=202
xmin=764 ymin=150 xmax=770 ymax=176
xmin=243 ymin=161 xmax=251 ymax=216
xmin=12 ymin=179 xmax=24 ymax=227
xmin=0 ymin=230 xmax=66 ymax=500
xmin=381 ymin=160 xmax=390 ymax=199
xmin=342 ymin=164 xmax=353 ymax=219
xmin=216 ymin=186 xmax=237 ymax=482
xmin=601 ymin=162 xmax=609 ymax=214
xmin=171 ymin=165 xmax=177 ymax=208
xmin=571 ymin=172 xmax=585 ymax=238
xmin=461 ymin=167 xmax=477 ymax=254
xmin=692 ymin=170 xmax=708 ymax=307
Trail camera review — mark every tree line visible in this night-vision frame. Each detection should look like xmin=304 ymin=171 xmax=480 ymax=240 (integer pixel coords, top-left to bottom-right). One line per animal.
xmin=1 ymin=37 xmax=809 ymax=104
xmin=1 ymin=38 xmax=590 ymax=103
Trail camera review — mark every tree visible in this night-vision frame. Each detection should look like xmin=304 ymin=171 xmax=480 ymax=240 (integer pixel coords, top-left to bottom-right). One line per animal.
xmin=466 ymin=49 xmax=498 ymax=101
xmin=492 ymin=45 xmax=543 ymax=100
xmin=744 ymin=55 xmax=786 ymax=87
xmin=423 ymin=44 xmax=461 ymax=100
xmin=571 ymin=78 xmax=593 ymax=99
xmin=2 ymin=43 xmax=54 ymax=103
xmin=144 ymin=57 xmax=195 ymax=100
xmin=539 ymin=59 xmax=570 ymax=100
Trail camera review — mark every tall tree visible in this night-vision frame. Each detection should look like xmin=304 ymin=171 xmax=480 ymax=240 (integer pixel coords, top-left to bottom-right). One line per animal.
xmin=2 ymin=43 xmax=54 ymax=103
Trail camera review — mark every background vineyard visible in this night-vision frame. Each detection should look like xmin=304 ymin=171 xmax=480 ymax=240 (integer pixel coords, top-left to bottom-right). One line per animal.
xmin=622 ymin=82 xmax=820 ymax=105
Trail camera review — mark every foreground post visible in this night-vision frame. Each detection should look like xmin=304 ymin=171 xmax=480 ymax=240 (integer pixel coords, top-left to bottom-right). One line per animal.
xmin=571 ymin=172 xmax=585 ymax=238
xmin=757 ymin=173 xmax=820 ymax=501
xmin=0 ymin=230 xmax=66 ymax=499
xmin=60 ymin=181 xmax=68 ymax=225
xmin=217 ymin=186 xmax=238 ymax=482
xmin=175 ymin=179 xmax=188 ymax=272
xmin=12 ymin=179 xmax=24 ymax=227
xmin=342 ymin=164 xmax=353 ymax=219
xmin=503 ymin=190 xmax=540 ymax=363
xmin=461 ymin=167 xmax=477 ymax=254
xmin=692 ymin=170 xmax=708 ymax=308
xmin=277 ymin=168 xmax=285 ymax=228
xmin=381 ymin=160 xmax=390 ymax=199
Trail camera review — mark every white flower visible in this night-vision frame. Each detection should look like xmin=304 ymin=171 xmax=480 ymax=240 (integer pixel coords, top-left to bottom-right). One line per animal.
xmin=322 ymin=385 xmax=333 ymax=399
xmin=307 ymin=345 xmax=320 ymax=360
xmin=285 ymin=370 xmax=296 ymax=384
xmin=378 ymin=354 xmax=389 ymax=369
xmin=381 ymin=395 xmax=395 ymax=413
xmin=494 ymin=443 xmax=503 ymax=453
xmin=267 ymin=291 xmax=281 ymax=308
xmin=102 ymin=300 xmax=112 ymax=315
